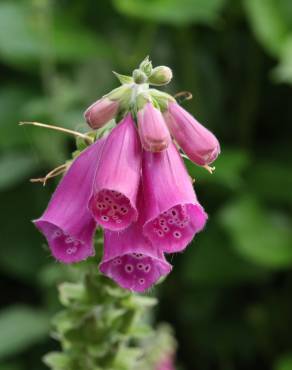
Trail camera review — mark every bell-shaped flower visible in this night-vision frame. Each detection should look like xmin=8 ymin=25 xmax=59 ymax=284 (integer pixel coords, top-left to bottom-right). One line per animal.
xmin=156 ymin=354 xmax=176 ymax=370
xmin=142 ymin=142 xmax=207 ymax=253
xmin=137 ymin=102 xmax=171 ymax=152
xmin=164 ymin=102 xmax=220 ymax=166
xmin=84 ymin=97 xmax=119 ymax=129
xmin=100 ymin=189 xmax=172 ymax=292
xmin=34 ymin=139 xmax=105 ymax=263
xmin=89 ymin=113 xmax=141 ymax=231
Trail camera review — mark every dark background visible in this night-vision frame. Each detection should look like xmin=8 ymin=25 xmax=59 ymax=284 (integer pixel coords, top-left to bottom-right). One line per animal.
xmin=0 ymin=1 xmax=292 ymax=369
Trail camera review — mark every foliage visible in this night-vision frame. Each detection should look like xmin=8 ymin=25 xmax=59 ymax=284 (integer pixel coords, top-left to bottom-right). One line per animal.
xmin=43 ymin=256 xmax=174 ymax=370
xmin=0 ymin=0 xmax=292 ymax=369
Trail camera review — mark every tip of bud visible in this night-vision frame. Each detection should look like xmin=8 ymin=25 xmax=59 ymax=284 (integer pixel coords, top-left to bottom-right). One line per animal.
xmin=133 ymin=69 xmax=148 ymax=84
xmin=148 ymin=66 xmax=173 ymax=86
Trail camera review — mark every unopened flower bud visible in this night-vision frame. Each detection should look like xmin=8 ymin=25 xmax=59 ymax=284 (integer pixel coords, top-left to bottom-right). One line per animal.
xmin=84 ymin=98 xmax=119 ymax=130
xmin=133 ymin=69 xmax=147 ymax=84
xmin=148 ymin=66 xmax=173 ymax=86
xmin=139 ymin=57 xmax=153 ymax=77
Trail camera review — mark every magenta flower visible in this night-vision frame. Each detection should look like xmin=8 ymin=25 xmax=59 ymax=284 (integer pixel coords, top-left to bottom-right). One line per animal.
xmin=89 ymin=113 xmax=141 ymax=231
xmin=164 ymin=101 xmax=220 ymax=166
xmin=100 ymin=191 xmax=172 ymax=292
xmin=142 ymin=142 xmax=207 ymax=253
xmin=137 ymin=102 xmax=171 ymax=152
xmin=84 ymin=97 xmax=119 ymax=129
xmin=156 ymin=354 xmax=176 ymax=370
xmin=34 ymin=139 xmax=105 ymax=263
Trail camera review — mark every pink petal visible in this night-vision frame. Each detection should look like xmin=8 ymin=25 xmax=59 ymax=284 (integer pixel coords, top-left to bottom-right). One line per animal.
xmin=137 ymin=102 xmax=171 ymax=152
xmin=89 ymin=113 xmax=142 ymax=231
xmin=164 ymin=102 xmax=220 ymax=166
xmin=34 ymin=139 xmax=105 ymax=263
xmin=142 ymin=142 xmax=207 ymax=253
xmin=100 ymin=188 xmax=172 ymax=292
xmin=84 ymin=97 xmax=119 ymax=129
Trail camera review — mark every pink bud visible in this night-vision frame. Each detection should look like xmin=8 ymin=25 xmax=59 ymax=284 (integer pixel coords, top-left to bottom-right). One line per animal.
xmin=84 ymin=97 xmax=119 ymax=129
xmin=137 ymin=102 xmax=171 ymax=152
xmin=164 ymin=102 xmax=220 ymax=166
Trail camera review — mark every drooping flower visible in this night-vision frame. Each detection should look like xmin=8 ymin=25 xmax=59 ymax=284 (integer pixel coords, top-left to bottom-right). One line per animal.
xmin=163 ymin=101 xmax=220 ymax=166
xmin=100 ymin=189 xmax=172 ymax=292
xmin=142 ymin=141 xmax=207 ymax=253
xmin=156 ymin=353 xmax=176 ymax=370
xmin=34 ymin=139 xmax=105 ymax=263
xmin=137 ymin=102 xmax=171 ymax=152
xmin=84 ymin=97 xmax=119 ymax=129
xmin=89 ymin=113 xmax=141 ymax=231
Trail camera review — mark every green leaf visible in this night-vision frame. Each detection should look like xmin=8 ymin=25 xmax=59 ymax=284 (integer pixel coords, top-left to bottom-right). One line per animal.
xmin=244 ymin=0 xmax=291 ymax=55
xmin=43 ymin=352 xmax=72 ymax=370
xmin=220 ymin=196 xmax=292 ymax=268
xmin=112 ymin=0 xmax=226 ymax=25
xmin=0 ymin=152 xmax=38 ymax=190
xmin=273 ymin=35 xmax=292 ymax=83
xmin=275 ymin=354 xmax=292 ymax=370
xmin=247 ymin=161 xmax=292 ymax=204
xmin=183 ymin=229 xmax=269 ymax=286
xmin=0 ymin=306 xmax=49 ymax=359
xmin=185 ymin=148 xmax=250 ymax=189
xmin=58 ymin=282 xmax=87 ymax=306
xmin=0 ymin=2 xmax=110 ymax=67
xmin=0 ymin=364 xmax=22 ymax=370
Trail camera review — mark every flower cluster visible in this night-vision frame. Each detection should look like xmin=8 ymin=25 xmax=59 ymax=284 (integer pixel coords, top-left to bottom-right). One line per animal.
xmin=34 ymin=58 xmax=220 ymax=292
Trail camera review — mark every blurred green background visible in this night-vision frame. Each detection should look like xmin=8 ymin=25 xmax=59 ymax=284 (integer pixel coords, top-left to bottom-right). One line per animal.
xmin=1 ymin=0 xmax=292 ymax=369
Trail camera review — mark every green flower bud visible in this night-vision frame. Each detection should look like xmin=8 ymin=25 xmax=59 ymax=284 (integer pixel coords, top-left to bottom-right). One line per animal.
xmin=149 ymin=88 xmax=175 ymax=111
xmin=139 ymin=56 xmax=153 ymax=77
xmin=133 ymin=69 xmax=147 ymax=84
xmin=148 ymin=66 xmax=173 ymax=86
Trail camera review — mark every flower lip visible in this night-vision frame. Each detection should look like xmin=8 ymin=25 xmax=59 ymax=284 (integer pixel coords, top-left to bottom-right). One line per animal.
xmin=100 ymin=250 xmax=171 ymax=293
xmin=143 ymin=203 xmax=207 ymax=253
xmin=34 ymin=220 xmax=95 ymax=264
xmin=99 ymin=185 xmax=172 ymax=292
xmin=90 ymin=188 xmax=138 ymax=231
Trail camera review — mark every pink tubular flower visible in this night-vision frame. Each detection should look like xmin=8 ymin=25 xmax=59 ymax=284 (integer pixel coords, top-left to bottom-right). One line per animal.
xmin=84 ymin=97 xmax=119 ymax=129
xmin=89 ymin=113 xmax=141 ymax=231
xmin=34 ymin=139 xmax=105 ymax=263
xmin=156 ymin=354 xmax=176 ymax=370
xmin=163 ymin=101 xmax=220 ymax=166
xmin=137 ymin=102 xmax=171 ymax=152
xmin=142 ymin=142 xmax=207 ymax=253
xmin=100 ymin=190 xmax=172 ymax=292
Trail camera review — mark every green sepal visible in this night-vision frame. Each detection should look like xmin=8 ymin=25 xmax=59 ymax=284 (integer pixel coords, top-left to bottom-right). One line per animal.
xmin=139 ymin=56 xmax=153 ymax=77
xmin=112 ymin=71 xmax=133 ymax=84
xmin=43 ymin=352 xmax=73 ymax=370
xmin=149 ymin=88 xmax=174 ymax=112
